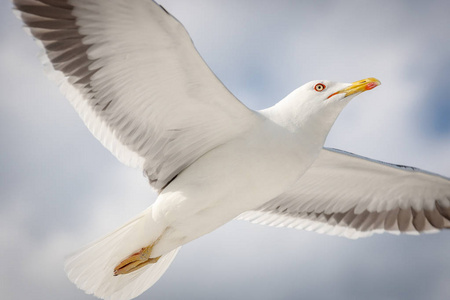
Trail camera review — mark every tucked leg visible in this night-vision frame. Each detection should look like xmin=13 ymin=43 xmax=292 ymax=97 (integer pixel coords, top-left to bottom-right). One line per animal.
xmin=114 ymin=244 xmax=161 ymax=276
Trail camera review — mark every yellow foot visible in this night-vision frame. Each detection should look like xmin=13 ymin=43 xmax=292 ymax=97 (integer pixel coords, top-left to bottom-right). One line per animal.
xmin=113 ymin=245 xmax=161 ymax=276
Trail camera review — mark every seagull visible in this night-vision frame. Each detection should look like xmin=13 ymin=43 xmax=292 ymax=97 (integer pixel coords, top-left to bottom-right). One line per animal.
xmin=13 ymin=0 xmax=450 ymax=299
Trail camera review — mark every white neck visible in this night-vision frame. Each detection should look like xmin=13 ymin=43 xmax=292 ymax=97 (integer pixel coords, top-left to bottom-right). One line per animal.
xmin=260 ymin=88 xmax=348 ymax=148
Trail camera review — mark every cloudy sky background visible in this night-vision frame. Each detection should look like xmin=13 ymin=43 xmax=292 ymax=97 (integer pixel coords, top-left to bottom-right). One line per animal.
xmin=1 ymin=0 xmax=450 ymax=299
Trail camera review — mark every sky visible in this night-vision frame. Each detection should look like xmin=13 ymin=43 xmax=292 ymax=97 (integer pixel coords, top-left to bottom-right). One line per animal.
xmin=1 ymin=0 xmax=450 ymax=299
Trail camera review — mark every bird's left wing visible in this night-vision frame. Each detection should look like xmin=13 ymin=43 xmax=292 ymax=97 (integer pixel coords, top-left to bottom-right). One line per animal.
xmin=237 ymin=148 xmax=450 ymax=239
xmin=13 ymin=0 xmax=258 ymax=191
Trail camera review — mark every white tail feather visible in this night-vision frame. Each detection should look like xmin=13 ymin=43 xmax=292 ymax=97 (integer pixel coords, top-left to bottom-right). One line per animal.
xmin=65 ymin=207 xmax=180 ymax=300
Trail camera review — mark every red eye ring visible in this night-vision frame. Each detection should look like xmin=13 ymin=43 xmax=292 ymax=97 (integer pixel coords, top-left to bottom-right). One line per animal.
xmin=314 ymin=83 xmax=326 ymax=92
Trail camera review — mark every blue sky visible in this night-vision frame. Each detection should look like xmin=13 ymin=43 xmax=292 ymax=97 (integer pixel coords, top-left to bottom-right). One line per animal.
xmin=1 ymin=1 xmax=450 ymax=299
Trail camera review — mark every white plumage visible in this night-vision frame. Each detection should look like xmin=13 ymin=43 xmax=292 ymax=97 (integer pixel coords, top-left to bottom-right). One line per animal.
xmin=13 ymin=0 xmax=450 ymax=299
xmin=238 ymin=148 xmax=450 ymax=239
xmin=64 ymin=207 xmax=180 ymax=300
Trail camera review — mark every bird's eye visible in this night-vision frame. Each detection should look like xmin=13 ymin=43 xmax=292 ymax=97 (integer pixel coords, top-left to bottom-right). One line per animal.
xmin=314 ymin=83 xmax=326 ymax=92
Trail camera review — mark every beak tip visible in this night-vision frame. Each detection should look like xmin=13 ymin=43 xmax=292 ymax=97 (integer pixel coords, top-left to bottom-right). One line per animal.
xmin=364 ymin=78 xmax=381 ymax=90
xmin=365 ymin=81 xmax=380 ymax=90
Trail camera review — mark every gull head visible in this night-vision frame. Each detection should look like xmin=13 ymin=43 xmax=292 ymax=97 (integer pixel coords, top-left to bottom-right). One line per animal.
xmin=264 ymin=77 xmax=381 ymax=142
xmin=292 ymin=77 xmax=381 ymax=105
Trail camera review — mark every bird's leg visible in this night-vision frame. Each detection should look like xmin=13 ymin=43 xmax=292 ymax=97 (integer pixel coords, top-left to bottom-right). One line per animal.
xmin=113 ymin=244 xmax=161 ymax=276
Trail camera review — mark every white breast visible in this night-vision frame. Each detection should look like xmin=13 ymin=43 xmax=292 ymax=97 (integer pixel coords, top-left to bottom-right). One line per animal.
xmin=150 ymin=115 xmax=321 ymax=256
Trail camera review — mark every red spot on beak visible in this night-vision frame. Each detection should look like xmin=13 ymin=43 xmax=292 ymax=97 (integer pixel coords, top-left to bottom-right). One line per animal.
xmin=365 ymin=82 xmax=379 ymax=90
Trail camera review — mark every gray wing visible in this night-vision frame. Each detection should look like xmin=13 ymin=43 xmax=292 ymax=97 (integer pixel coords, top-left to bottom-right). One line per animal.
xmin=238 ymin=148 xmax=450 ymax=239
xmin=13 ymin=0 xmax=258 ymax=191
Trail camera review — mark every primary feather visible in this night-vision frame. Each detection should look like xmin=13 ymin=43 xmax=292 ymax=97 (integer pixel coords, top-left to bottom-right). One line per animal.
xmin=14 ymin=0 xmax=256 ymax=191
xmin=238 ymin=148 xmax=450 ymax=239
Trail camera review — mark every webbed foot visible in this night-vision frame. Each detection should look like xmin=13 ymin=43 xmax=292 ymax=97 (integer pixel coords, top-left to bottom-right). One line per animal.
xmin=114 ymin=245 xmax=161 ymax=276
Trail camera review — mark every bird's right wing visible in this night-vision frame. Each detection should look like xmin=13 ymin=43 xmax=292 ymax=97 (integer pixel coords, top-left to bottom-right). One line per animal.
xmin=13 ymin=0 xmax=259 ymax=191
xmin=238 ymin=148 xmax=450 ymax=239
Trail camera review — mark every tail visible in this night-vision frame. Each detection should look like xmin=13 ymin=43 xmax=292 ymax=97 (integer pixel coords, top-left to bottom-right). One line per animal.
xmin=64 ymin=206 xmax=180 ymax=300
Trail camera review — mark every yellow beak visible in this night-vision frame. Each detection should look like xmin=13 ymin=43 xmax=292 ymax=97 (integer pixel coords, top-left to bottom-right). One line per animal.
xmin=328 ymin=77 xmax=381 ymax=99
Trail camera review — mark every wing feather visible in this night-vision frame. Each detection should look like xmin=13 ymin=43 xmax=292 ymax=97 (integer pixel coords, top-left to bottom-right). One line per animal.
xmin=238 ymin=148 xmax=450 ymax=239
xmin=14 ymin=0 xmax=257 ymax=191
